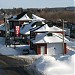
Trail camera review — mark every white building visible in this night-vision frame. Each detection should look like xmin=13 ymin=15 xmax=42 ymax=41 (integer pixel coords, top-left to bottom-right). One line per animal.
xmin=31 ymin=32 xmax=69 ymax=55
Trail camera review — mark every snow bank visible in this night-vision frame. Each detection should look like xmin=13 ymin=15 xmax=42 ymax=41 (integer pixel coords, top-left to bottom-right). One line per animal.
xmin=32 ymin=51 xmax=75 ymax=75
xmin=0 ymin=46 xmax=19 ymax=55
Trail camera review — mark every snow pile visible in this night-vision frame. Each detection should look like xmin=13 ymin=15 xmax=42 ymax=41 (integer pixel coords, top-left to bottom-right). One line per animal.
xmin=32 ymin=51 xmax=75 ymax=75
xmin=0 ymin=45 xmax=19 ymax=55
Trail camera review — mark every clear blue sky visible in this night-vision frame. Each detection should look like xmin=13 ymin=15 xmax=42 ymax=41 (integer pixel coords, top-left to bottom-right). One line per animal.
xmin=0 ymin=0 xmax=74 ymax=9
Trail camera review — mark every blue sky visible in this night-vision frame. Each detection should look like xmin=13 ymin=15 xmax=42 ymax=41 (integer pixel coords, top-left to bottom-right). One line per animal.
xmin=0 ymin=0 xmax=74 ymax=9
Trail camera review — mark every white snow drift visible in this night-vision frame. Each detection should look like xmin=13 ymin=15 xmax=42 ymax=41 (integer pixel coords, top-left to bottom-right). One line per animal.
xmin=32 ymin=50 xmax=75 ymax=75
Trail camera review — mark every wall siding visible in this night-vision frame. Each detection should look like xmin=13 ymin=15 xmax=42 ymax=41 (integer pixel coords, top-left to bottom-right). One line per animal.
xmin=34 ymin=42 xmax=67 ymax=55
xmin=47 ymin=43 xmax=63 ymax=55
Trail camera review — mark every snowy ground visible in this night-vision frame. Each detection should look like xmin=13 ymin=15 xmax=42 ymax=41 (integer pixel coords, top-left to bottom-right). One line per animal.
xmin=31 ymin=50 xmax=75 ymax=75
xmin=10 ymin=45 xmax=30 ymax=54
xmin=0 ymin=43 xmax=35 ymax=55
xmin=0 ymin=44 xmax=19 ymax=55
xmin=10 ymin=45 xmax=36 ymax=55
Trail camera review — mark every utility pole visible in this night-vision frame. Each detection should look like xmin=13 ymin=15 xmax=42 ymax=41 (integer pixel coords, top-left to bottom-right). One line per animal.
xmin=62 ymin=20 xmax=65 ymax=55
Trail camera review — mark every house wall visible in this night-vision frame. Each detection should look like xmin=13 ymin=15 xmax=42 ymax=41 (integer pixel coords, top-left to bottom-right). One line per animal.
xmin=47 ymin=43 xmax=67 ymax=55
xmin=34 ymin=42 xmax=67 ymax=55
xmin=47 ymin=43 xmax=63 ymax=55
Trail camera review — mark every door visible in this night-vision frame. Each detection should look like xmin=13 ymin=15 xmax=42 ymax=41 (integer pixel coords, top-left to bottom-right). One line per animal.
xmin=40 ymin=46 xmax=45 ymax=55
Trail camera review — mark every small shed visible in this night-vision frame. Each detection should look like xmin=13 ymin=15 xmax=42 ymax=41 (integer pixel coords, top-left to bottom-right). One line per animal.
xmin=32 ymin=32 xmax=69 ymax=55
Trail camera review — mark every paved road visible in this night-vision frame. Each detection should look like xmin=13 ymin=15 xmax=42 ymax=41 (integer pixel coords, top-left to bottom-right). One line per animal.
xmin=0 ymin=55 xmax=29 ymax=75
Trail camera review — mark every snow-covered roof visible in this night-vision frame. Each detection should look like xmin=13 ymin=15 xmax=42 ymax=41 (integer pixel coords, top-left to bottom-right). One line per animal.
xmin=19 ymin=14 xmax=32 ymax=21
xmin=50 ymin=26 xmax=64 ymax=32
xmin=0 ymin=23 xmax=5 ymax=31
xmin=33 ymin=36 xmax=63 ymax=44
xmin=34 ymin=25 xmax=64 ymax=32
xmin=20 ymin=24 xmax=32 ymax=34
xmin=53 ymin=33 xmax=69 ymax=43
xmin=20 ymin=21 xmax=37 ymax=34
xmin=32 ymin=14 xmax=45 ymax=21
xmin=34 ymin=24 xmax=50 ymax=32
xmin=32 ymin=32 xmax=69 ymax=44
